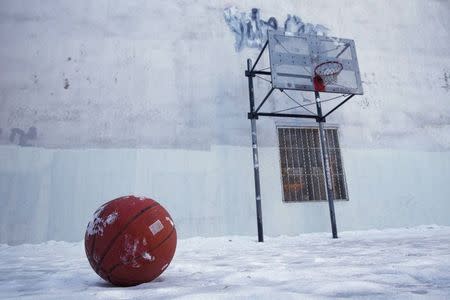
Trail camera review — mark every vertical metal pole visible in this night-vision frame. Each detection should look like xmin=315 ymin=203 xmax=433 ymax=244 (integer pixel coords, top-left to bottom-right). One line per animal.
xmin=247 ymin=59 xmax=264 ymax=242
xmin=315 ymin=91 xmax=338 ymax=239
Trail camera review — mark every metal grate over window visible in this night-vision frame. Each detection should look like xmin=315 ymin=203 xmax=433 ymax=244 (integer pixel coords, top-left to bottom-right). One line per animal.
xmin=278 ymin=127 xmax=348 ymax=202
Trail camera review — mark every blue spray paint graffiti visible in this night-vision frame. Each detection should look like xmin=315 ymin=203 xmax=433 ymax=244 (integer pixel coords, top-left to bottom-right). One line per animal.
xmin=284 ymin=14 xmax=329 ymax=36
xmin=223 ymin=7 xmax=277 ymax=51
xmin=224 ymin=7 xmax=329 ymax=52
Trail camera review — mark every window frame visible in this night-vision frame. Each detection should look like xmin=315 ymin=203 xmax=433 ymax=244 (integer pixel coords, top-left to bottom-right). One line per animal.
xmin=276 ymin=124 xmax=349 ymax=203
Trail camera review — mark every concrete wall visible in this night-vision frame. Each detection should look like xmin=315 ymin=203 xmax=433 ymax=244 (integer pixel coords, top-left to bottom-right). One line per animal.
xmin=1 ymin=145 xmax=450 ymax=245
xmin=0 ymin=0 xmax=449 ymax=244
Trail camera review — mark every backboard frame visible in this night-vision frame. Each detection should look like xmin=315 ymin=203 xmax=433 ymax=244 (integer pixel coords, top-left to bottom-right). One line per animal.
xmin=267 ymin=30 xmax=363 ymax=95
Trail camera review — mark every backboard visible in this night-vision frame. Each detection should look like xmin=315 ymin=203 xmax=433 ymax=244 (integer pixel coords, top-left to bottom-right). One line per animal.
xmin=267 ymin=31 xmax=363 ymax=95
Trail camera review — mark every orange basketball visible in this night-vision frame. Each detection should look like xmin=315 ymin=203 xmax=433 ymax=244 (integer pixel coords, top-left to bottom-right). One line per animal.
xmin=84 ymin=195 xmax=177 ymax=286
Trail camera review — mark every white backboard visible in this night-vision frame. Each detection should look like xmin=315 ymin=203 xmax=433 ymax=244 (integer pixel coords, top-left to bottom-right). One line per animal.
xmin=267 ymin=31 xmax=363 ymax=95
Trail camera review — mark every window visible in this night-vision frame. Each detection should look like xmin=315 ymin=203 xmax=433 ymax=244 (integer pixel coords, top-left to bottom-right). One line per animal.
xmin=278 ymin=127 xmax=348 ymax=202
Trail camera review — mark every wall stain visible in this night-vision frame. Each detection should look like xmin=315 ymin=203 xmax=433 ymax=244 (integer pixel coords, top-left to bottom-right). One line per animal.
xmin=37 ymin=109 xmax=81 ymax=122
xmin=362 ymin=72 xmax=377 ymax=85
xmin=357 ymin=97 xmax=370 ymax=109
xmin=79 ymin=44 xmax=86 ymax=57
xmin=64 ymin=78 xmax=70 ymax=89
xmin=442 ymin=71 xmax=449 ymax=92
xmin=9 ymin=127 xmax=37 ymax=146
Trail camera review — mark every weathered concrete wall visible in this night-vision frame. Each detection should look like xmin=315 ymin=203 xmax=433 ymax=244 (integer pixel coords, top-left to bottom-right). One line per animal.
xmin=1 ymin=0 xmax=449 ymax=150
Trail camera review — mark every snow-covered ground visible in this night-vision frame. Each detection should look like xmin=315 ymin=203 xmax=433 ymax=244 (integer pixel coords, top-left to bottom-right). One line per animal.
xmin=1 ymin=226 xmax=449 ymax=299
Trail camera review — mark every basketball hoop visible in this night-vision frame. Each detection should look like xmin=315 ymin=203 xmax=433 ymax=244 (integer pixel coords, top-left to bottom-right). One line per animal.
xmin=313 ymin=61 xmax=343 ymax=91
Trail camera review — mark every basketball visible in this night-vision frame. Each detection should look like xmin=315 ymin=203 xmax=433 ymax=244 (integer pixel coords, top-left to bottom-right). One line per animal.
xmin=84 ymin=195 xmax=177 ymax=286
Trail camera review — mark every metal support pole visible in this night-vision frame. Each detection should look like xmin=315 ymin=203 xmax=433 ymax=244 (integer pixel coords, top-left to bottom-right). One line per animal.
xmin=247 ymin=59 xmax=264 ymax=242
xmin=315 ymin=91 xmax=338 ymax=239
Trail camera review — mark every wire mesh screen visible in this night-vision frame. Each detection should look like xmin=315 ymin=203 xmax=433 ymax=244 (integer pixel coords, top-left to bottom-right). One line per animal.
xmin=278 ymin=127 xmax=348 ymax=202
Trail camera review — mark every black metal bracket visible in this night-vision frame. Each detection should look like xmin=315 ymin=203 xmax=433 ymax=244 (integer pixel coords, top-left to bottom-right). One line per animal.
xmin=245 ymin=41 xmax=272 ymax=79
xmin=247 ymin=89 xmax=354 ymax=122
xmin=247 ymin=112 xmax=258 ymax=120
xmin=245 ymin=70 xmax=256 ymax=77
xmin=256 ymin=112 xmax=318 ymax=119
xmin=245 ymin=70 xmax=271 ymax=77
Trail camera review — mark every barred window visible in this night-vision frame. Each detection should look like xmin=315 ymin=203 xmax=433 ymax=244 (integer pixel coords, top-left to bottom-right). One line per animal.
xmin=278 ymin=127 xmax=348 ymax=202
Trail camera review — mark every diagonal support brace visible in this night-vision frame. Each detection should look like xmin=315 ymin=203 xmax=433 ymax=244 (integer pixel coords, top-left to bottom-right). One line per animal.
xmin=255 ymin=88 xmax=275 ymax=113
xmin=323 ymin=94 xmax=355 ymax=119
xmin=250 ymin=40 xmax=269 ymax=73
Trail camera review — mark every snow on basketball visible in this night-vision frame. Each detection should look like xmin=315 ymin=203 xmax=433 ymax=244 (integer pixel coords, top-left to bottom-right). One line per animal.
xmin=84 ymin=196 xmax=177 ymax=286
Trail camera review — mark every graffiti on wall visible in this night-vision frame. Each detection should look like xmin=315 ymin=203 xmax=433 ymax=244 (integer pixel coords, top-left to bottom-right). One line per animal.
xmin=8 ymin=127 xmax=37 ymax=147
xmin=223 ymin=6 xmax=329 ymax=52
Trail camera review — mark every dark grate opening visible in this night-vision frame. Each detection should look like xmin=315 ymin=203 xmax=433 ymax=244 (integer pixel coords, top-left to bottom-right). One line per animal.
xmin=278 ymin=127 xmax=348 ymax=202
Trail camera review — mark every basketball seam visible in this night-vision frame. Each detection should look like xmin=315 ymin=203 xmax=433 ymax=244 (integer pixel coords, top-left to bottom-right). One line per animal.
xmin=108 ymin=226 xmax=176 ymax=273
xmin=94 ymin=202 xmax=160 ymax=272
xmin=106 ymin=227 xmax=176 ymax=282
